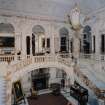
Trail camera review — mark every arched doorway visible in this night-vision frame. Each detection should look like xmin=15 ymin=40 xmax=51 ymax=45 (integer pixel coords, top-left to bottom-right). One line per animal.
xmin=6 ymin=62 xmax=74 ymax=105
xmin=0 ymin=23 xmax=15 ymax=55
xmin=32 ymin=25 xmax=45 ymax=55
xmin=12 ymin=67 xmax=69 ymax=96
xmin=82 ymin=25 xmax=92 ymax=54
xmin=11 ymin=68 xmax=69 ymax=105
xmin=59 ymin=28 xmax=69 ymax=53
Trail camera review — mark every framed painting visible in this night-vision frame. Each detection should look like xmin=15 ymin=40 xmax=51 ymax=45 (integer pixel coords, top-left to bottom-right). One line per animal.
xmin=13 ymin=80 xmax=24 ymax=103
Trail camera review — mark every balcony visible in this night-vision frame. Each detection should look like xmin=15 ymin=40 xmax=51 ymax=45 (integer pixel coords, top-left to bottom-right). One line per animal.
xmin=80 ymin=53 xmax=105 ymax=62
xmin=0 ymin=53 xmax=72 ymax=64
xmin=0 ymin=52 xmax=105 ymax=65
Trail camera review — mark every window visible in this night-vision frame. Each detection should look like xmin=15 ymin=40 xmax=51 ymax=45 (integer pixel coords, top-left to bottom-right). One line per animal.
xmin=83 ymin=25 xmax=92 ymax=54
xmin=60 ymin=37 xmax=67 ymax=52
xmin=70 ymin=40 xmax=73 ymax=53
xmin=59 ymin=27 xmax=69 ymax=53
xmin=32 ymin=34 xmax=35 ymax=56
xmin=47 ymin=38 xmax=50 ymax=48
xmin=42 ymin=38 xmax=45 ymax=48
xmin=0 ymin=37 xmax=14 ymax=47
xmin=93 ymin=36 xmax=95 ymax=53
xmin=101 ymin=34 xmax=105 ymax=53
xmin=26 ymin=36 xmax=30 ymax=55
xmin=84 ymin=34 xmax=87 ymax=39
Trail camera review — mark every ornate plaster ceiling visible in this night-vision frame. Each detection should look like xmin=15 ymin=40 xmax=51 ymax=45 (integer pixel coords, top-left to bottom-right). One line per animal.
xmin=0 ymin=0 xmax=105 ymax=19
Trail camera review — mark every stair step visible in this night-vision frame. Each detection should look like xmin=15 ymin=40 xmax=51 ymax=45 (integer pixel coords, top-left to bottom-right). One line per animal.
xmin=0 ymin=77 xmax=6 ymax=105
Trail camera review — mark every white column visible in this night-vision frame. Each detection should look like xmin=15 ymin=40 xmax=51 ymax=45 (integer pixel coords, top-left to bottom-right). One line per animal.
xmin=96 ymin=31 xmax=101 ymax=55
xmin=15 ymin=33 xmax=22 ymax=53
xmin=21 ymin=32 xmax=27 ymax=58
xmin=50 ymin=24 xmax=55 ymax=55
xmin=30 ymin=36 xmax=32 ymax=56
xmin=54 ymin=37 xmax=60 ymax=53
xmin=15 ymin=33 xmax=22 ymax=60
xmin=73 ymin=31 xmax=80 ymax=59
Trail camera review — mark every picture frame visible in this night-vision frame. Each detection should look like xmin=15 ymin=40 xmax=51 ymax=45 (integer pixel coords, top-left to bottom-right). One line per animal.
xmin=13 ymin=80 xmax=25 ymax=104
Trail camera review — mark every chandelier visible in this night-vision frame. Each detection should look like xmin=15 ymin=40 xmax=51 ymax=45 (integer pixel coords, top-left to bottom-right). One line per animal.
xmin=68 ymin=3 xmax=88 ymax=31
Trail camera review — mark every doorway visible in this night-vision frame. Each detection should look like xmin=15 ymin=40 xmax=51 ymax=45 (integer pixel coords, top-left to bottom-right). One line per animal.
xmin=31 ymin=68 xmax=50 ymax=90
xmin=59 ymin=27 xmax=69 ymax=53
xmin=82 ymin=25 xmax=92 ymax=54
xmin=32 ymin=25 xmax=45 ymax=55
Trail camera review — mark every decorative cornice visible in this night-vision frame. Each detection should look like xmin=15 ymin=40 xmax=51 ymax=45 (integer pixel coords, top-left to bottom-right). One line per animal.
xmin=0 ymin=8 xmax=66 ymax=24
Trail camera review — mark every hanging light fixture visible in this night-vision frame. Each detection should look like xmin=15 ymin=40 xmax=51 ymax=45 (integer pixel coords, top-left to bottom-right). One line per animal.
xmin=68 ymin=3 xmax=89 ymax=31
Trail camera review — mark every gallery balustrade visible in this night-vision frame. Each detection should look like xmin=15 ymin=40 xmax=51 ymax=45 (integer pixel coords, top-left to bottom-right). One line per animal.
xmin=0 ymin=53 xmax=105 ymax=65
xmin=80 ymin=53 xmax=105 ymax=62
xmin=0 ymin=53 xmax=105 ymax=64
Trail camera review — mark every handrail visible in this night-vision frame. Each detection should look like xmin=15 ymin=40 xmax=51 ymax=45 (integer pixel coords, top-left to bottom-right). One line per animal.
xmin=9 ymin=54 xmax=72 ymax=73
xmin=74 ymin=66 xmax=105 ymax=100
xmin=0 ymin=55 xmax=15 ymax=62
xmin=0 ymin=53 xmax=105 ymax=63
xmin=0 ymin=55 xmax=23 ymax=62
xmin=11 ymin=56 xmax=32 ymax=71
xmin=80 ymin=53 xmax=105 ymax=62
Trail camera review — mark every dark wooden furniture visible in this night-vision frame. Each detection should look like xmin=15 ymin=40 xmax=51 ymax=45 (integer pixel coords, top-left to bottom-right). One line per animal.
xmin=50 ymin=83 xmax=61 ymax=95
xmin=70 ymin=82 xmax=88 ymax=105
xmin=30 ymin=88 xmax=38 ymax=99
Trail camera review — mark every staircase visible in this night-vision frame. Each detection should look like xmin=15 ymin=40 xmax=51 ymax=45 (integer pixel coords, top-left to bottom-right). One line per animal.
xmin=74 ymin=58 xmax=105 ymax=101
xmin=0 ymin=54 xmax=105 ymax=105
xmin=0 ymin=77 xmax=6 ymax=105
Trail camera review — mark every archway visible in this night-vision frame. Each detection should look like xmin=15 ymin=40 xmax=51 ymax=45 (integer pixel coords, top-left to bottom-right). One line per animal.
xmin=59 ymin=27 xmax=69 ymax=53
xmin=11 ymin=62 xmax=74 ymax=83
xmin=82 ymin=25 xmax=92 ymax=54
xmin=19 ymin=68 xmax=68 ymax=93
xmin=0 ymin=23 xmax=15 ymax=55
xmin=32 ymin=25 xmax=45 ymax=55
xmin=6 ymin=62 xmax=74 ymax=105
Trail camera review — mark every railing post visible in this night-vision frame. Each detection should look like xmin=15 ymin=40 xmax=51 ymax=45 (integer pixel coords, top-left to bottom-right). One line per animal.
xmin=14 ymin=53 xmax=18 ymax=61
xmin=31 ymin=55 xmax=35 ymax=63
xmin=55 ymin=54 xmax=59 ymax=62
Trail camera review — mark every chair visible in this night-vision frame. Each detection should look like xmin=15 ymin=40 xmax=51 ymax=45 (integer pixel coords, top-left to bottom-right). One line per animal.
xmin=30 ymin=88 xmax=38 ymax=99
